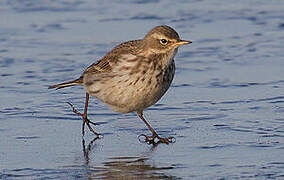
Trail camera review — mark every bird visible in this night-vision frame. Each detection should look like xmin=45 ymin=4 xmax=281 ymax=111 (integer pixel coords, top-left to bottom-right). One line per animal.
xmin=48 ymin=25 xmax=191 ymax=144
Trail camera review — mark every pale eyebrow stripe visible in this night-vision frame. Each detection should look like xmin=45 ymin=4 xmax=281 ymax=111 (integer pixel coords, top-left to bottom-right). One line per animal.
xmin=151 ymin=33 xmax=177 ymax=42
xmin=151 ymin=32 xmax=163 ymax=39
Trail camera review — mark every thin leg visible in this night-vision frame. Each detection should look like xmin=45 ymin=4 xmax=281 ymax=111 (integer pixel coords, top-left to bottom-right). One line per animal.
xmin=67 ymin=93 xmax=100 ymax=136
xmin=137 ymin=111 xmax=175 ymax=144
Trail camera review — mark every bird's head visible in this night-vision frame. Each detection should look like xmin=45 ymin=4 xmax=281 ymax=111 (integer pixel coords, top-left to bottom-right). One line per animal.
xmin=143 ymin=25 xmax=192 ymax=54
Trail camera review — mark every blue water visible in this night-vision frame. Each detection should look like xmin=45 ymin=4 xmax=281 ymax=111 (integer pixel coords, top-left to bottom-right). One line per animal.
xmin=1 ymin=0 xmax=284 ymax=179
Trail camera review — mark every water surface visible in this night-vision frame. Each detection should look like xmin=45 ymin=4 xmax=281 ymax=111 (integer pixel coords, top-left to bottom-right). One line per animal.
xmin=1 ymin=0 xmax=284 ymax=179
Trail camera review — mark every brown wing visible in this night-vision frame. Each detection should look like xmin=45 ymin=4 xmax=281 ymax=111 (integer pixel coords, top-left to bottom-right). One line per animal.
xmin=84 ymin=57 xmax=112 ymax=74
xmin=83 ymin=40 xmax=143 ymax=76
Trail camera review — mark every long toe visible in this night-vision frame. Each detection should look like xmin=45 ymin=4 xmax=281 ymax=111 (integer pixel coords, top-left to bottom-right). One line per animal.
xmin=85 ymin=120 xmax=100 ymax=136
xmin=157 ymin=136 xmax=176 ymax=144
xmin=85 ymin=118 xmax=97 ymax=126
xmin=138 ymin=134 xmax=156 ymax=144
xmin=138 ymin=134 xmax=176 ymax=145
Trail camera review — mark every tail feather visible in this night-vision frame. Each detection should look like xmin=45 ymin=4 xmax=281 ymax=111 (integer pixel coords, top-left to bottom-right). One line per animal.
xmin=48 ymin=78 xmax=83 ymax=90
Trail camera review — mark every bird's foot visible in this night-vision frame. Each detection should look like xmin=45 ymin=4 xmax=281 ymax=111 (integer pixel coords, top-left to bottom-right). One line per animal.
xmin=82 ymin=118 xmax=101 ymax=137
xmin=66 ymin=102 xmax=101 ymax=136
xmin=138 ymin=133 xmax=176 ymax=145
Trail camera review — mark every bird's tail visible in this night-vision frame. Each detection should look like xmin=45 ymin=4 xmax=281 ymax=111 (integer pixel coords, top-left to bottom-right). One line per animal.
xmin=48 ymin=77 xmax=83 ymax=90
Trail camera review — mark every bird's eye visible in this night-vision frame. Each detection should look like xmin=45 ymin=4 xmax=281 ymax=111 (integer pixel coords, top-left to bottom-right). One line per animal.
xmin=160 ymin=39 xmax=168 ymax=45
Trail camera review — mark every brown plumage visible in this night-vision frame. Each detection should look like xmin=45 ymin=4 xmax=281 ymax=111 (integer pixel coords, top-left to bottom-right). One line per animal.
xmin=49 ymin=25 xmax=191 ymax=144
xmin=48 ymin=78 xmax=83 ymax=89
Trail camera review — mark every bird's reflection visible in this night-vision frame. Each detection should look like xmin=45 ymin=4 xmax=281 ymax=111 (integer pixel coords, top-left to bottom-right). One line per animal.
xmin=82 ymin=137 xmax=100 ymax=165
xmin=81 ymin=137 xmax=178 ymax=180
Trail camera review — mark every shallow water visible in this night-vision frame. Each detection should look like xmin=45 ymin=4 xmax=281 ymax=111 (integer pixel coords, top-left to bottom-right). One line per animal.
xmin=1 ymin=0 xmax=284 ymax=179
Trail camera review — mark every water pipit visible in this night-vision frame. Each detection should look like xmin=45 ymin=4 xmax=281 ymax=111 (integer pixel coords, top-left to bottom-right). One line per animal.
xmin=49 ymin=25 xmax=191 ymax=144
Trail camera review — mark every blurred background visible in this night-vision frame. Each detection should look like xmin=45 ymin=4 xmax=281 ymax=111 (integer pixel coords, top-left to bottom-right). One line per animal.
xmin=0 ymin=0 xmax=284 ymax=179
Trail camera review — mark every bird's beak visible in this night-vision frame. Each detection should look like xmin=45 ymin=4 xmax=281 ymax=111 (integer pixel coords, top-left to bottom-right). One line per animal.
xmin=175 ymin=40 xmax=192 ymax=46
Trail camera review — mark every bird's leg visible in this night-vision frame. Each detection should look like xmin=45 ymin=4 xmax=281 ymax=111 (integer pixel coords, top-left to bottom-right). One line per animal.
xmin=137 ymin=112 xmax=175 ymax=144
xmin=67 ymin=93 xmax=100 ymax=136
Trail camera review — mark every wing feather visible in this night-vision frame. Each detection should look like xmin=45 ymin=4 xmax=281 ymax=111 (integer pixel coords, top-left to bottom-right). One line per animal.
xmin=83 ymin=40 xmax=142 ymax=75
